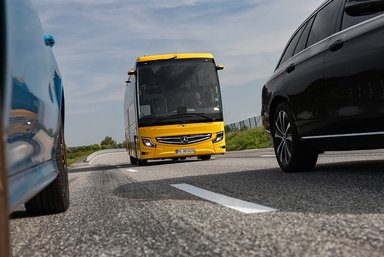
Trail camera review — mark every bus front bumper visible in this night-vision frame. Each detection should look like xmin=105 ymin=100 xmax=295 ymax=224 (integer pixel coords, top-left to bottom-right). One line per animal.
xmin=139 ymin=141 xmax=225 ymax=160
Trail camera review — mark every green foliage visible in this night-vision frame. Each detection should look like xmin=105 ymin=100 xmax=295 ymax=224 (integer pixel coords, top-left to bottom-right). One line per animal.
xmin=225 ymin=127 xmax=271 ymax=151
xmin=117 ymin=140 xmax=127 ymax=149
xmin=66 ymin=136 xmax=124 ymax=165
xmin=100 ymin=136 xmax=117 ymax=149
xmin=66 ymin=144 xmax=102 ymax=165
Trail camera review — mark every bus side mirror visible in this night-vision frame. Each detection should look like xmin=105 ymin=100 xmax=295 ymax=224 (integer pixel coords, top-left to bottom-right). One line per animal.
xmin=216 ymin=65 xmax=224 ymax=71
xmin=128 ymin=69 xmax=136 ymax=76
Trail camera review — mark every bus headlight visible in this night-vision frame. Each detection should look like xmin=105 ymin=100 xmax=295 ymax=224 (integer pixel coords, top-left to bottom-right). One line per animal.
xmin=142 ymin=137 xmax=156 ymax=148
xmin=212 ymin=131 xmax=224 ymax=143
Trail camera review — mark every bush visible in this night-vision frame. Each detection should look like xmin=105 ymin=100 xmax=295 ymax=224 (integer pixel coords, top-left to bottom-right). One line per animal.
xmin=66 ymin=137 xmax=126 ymax=166
xmin=225 ymin=127 xmax=271 ymax=151
xmin=66 ymin=144 xmax=102 ymax=165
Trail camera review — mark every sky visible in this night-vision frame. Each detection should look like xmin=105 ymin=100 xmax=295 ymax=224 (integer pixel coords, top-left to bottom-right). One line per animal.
xmin=32 ymin=0 xmax=325 ymax=147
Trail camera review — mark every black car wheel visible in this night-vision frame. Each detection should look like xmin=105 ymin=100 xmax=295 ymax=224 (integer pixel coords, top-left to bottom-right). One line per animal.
xmin=272 ymin=103 xmax=318 ymax=172
xmin=25 ymin=123 xmax=70 ymax=215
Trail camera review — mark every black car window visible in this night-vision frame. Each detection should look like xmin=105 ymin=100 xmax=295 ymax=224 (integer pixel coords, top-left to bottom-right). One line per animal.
xmin=342 ymin=9 xmax=384 ymax=30
xmin=294 ymin=16 xmax=315 ymax=55
xmin=279 ymin=24 xmax=306 ymax=65
xmin=307 ymin=0 xmax=339 ymax=47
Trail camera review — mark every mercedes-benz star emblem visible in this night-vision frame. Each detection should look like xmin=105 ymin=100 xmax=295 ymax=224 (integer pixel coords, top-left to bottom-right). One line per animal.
xmin=181 ymin=136 xmax=189 ymax=144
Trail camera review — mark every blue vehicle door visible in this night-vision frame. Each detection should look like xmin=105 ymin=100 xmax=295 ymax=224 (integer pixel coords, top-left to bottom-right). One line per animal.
xmin=5 ymin=0 xmax=62 ymax=177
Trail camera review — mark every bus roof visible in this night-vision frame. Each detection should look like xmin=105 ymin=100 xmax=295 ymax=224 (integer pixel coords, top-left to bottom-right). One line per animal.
xmin=136 ymin=53 xmax=214 ymax=63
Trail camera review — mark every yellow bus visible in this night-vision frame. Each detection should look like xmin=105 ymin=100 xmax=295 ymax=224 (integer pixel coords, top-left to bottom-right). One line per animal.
xmin=124 ymin=53 xmax=226 ymax=165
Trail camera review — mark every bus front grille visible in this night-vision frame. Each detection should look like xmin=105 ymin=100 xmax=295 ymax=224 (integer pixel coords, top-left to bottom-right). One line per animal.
xmin=156 ymin=133 xmax=212 ymax=145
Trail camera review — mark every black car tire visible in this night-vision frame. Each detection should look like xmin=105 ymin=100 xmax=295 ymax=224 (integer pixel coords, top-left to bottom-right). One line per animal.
xmin=272 ymin=102 xmax=318 ymax=172
xmin=129 ymin=155 xmax=138 ymax=165
xmin=25 ymin=123 xmax=70 ymax=215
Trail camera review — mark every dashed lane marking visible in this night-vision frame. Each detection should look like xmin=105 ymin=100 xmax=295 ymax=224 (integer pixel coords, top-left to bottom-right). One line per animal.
xmin=171 ymin=183 xmax=277 ymax=214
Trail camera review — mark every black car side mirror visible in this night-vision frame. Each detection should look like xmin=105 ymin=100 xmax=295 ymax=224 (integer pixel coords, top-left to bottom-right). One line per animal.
xmin=345 ymin=0 xmax=384 ymax=16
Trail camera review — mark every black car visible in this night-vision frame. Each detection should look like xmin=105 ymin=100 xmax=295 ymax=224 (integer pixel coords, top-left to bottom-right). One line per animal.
xmin=261 ymin=0 xmax=384 ymax=172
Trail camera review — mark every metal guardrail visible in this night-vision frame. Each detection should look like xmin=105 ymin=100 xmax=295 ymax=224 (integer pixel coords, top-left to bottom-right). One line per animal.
xmin=225 ymin=116 xmax=262 ymax=132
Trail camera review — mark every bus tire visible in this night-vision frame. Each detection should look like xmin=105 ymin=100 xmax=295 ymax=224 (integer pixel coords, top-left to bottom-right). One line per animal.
xmin=130 ymin=156 xmax=138 ymax=165
xmin=198 ymin=155 xmax=211 ymax=161
xmin=137 ymin=159 xmax=147 ymax=166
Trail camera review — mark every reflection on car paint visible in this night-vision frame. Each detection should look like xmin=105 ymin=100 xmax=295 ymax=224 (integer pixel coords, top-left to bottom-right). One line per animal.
xmin=6 ymin=77 xmax=56 ymax=176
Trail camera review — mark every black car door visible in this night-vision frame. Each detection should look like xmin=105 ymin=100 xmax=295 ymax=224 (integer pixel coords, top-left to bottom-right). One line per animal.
xmin=324 ymin=0 xmax=384 ymax=135
xmin=284 ymin=0 xmax=342 ymax=137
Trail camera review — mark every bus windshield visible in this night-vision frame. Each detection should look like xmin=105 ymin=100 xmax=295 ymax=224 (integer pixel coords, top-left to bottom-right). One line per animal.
xmin=137 ymin=58 xmax=223 ymax=126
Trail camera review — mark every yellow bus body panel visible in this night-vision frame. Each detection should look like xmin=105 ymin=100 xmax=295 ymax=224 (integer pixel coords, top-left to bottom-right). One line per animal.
xmin=138 ymin=122 xmax=225 ymax=160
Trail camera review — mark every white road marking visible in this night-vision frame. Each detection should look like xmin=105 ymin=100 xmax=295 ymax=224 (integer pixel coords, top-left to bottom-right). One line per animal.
xmin=171 ymin=183 xmax=277 ymax=214
xmin=126 ymin=169 xmax=138 ymax=173
xmin=260 ymin=154 xmax=276 ymax=157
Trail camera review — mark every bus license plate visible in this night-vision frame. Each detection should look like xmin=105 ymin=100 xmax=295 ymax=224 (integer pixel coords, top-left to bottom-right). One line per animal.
xmin=176 ymin=149 xmax=195 ymax=154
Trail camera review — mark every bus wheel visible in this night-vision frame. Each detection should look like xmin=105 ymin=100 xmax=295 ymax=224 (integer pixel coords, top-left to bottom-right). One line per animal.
xmin=198 ymin=155 xmax=211 ymax=161
xmin=172 ymin=158 xmax=178 ymax=161
xmin=138 ymin=159 xmax=147 ymax=166
xmin=129 ymin=156 xmax=138 ymax=165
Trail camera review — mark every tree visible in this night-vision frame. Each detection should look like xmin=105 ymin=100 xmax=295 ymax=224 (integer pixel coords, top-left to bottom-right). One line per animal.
xmin=117 ymin=140 xmax=127 ymax=149
xmin=100 ymin=136 xmax=117 ymax=149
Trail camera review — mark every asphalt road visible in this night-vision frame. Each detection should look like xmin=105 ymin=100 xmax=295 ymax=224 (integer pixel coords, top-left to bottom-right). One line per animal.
xmin=9 ymin=149 xmax=384 ymax=257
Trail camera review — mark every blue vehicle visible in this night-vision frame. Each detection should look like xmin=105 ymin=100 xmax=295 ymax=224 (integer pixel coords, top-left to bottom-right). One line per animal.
xmin=0 ymin=0 xmax=69 ymax=254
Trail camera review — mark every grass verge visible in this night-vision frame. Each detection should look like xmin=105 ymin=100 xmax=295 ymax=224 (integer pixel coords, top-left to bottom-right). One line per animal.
xmin=225 ymin=127 xmax=271 ymax=151
xmin=67 ymin=149 xmax=96 ymax=166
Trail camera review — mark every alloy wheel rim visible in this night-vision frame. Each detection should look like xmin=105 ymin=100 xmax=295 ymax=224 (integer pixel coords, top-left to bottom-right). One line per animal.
xmin=274 ymin=110 xmax=292 ymax=165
